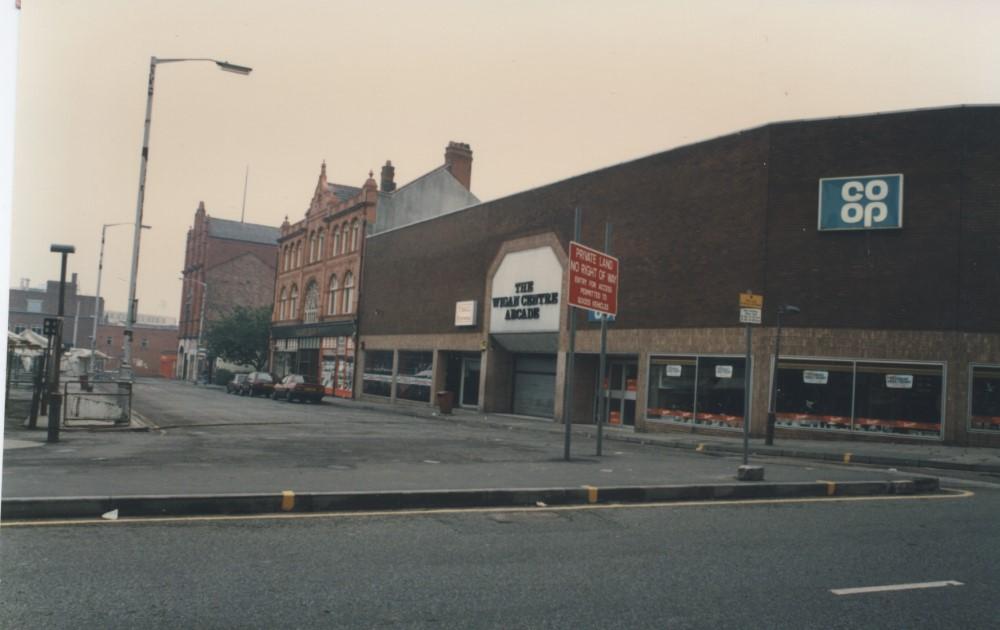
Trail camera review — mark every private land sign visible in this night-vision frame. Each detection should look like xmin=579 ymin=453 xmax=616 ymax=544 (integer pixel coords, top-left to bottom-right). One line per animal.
xmin=568 ymin=241 xmax=619 ymax=317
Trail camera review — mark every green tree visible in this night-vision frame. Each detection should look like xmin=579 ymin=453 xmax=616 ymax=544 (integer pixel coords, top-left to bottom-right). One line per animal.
xmin=204 ymin=305 xmax=271 ymax=371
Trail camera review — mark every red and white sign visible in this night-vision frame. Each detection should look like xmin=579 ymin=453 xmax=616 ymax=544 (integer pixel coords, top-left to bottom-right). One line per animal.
xmin=568 ymin=241 xmax=619 ymax=317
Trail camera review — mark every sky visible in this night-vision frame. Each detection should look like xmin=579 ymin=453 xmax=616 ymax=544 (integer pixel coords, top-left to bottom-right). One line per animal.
xmin=7 ymin=0 xmax=1000 ymax=320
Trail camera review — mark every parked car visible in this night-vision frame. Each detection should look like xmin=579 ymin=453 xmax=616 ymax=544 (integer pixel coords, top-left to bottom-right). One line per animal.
xmin=272 ymin=374 xmax=325 ymax=403
xmin=241 ymin=372 xmax=276 ymax=397
xmin=226 ymin=373 xmax=248 ymax=394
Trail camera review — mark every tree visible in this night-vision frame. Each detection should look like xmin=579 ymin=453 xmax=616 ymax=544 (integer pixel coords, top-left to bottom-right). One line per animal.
xmin=204 ymin=305 xmax=271 ymax=371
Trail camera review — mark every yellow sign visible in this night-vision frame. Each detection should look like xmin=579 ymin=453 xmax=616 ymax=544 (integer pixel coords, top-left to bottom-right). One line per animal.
xmin=739 ymin=292 xmax=763 ymax=309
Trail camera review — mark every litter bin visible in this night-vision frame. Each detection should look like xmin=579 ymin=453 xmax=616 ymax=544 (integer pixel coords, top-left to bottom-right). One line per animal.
xmin=436 ymin=390 xmax=455 ymax=415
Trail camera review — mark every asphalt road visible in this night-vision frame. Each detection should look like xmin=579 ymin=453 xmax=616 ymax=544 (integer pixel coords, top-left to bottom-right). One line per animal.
xmin=1 ymin=485 xmax=997 ymax=629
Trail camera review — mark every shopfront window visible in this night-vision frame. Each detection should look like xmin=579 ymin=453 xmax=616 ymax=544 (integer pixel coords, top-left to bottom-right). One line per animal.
xmin=362 ymin=350 xmax=393 ymax=397
xmin=396 ymin=351 xmax=433 ymax=403
xmin=646 ymin=355 xmax=746 ymax=430
xmin=970 ymin=365 xmax=1000 ymax=432
xmin=774 ymin=359 xmax=854 ymax=432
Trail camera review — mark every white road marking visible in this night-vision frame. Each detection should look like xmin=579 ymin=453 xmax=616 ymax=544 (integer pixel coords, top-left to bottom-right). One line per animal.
xmin=831 ymin=580 xmax=964 ymax=596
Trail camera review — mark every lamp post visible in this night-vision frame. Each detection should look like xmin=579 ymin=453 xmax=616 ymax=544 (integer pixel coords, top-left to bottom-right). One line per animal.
xmin=765 ymin=303 xmax=800 ymax=446
xmin=47 ymin=244 xmax=75 ymax=443
xmin=91 ymin=222 xmax=149 ymax=377
xmin=121 ymin=56 xmax=252 ymax=381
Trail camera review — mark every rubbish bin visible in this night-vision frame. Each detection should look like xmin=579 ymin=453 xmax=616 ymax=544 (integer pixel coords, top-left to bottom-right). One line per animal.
xmin=436 ymin=390 xmax=455 ymax=415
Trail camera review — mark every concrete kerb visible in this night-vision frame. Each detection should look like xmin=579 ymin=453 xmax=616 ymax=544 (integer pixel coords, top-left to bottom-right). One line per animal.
xmin=0 ymin=477 xmax=941 ymax=521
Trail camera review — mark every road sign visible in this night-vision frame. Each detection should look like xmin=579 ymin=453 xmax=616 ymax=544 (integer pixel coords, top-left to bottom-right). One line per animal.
xmin=739 ymin=292 xmax=763 ymax=309
xmin=739 ymin=308 xmax=762 ymax=324
xmin=568 ymin=241 xmax=619 ymax=317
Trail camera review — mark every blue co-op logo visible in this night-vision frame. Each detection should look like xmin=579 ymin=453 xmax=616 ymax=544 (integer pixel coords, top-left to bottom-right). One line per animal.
xmin=818 ymin=174 xmax=903 ymax=231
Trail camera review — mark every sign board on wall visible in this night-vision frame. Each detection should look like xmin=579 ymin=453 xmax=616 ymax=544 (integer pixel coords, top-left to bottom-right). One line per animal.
xmin=818 ymin=174 xmax=903 ymax=231
xmin=454 ymin=300 xmax=477 ymax=327
xmin=489 ymin=247 xmax=562 ymax=334
xmin=567 ymin=241 xmax=619 ymax=317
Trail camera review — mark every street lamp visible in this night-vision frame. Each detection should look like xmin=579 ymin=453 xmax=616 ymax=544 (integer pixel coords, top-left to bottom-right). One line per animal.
xmin=47 ymin=244 xmax=75 ymax=443
xmin=765 ymin=303 xmax=801 ymax=446
xmin=121 ymin=56 xmax=252 ymax=381
xmin=91 ymin=222 xmax=150 ymax=377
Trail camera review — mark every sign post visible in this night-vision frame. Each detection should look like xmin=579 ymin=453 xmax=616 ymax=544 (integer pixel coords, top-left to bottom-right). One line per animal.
xmin=595 ymin=223 xmax=613 ymax=457
xmin=738 ymin=291 xmax=763 ymax=478
xmin=562 ymin=209 xmax=582 ymax=461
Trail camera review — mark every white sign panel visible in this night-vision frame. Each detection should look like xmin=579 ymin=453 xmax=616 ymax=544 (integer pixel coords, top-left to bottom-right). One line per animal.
xmin=715 ymin=365 xmax=734 ymax=378
xmin=886 ymin=374 xmax=914 ymax=389
xmin=489 ymin=246 xmax=562 ymax=334
xmin=803 ymin=370 xmax=829 ymax=385
xmin=454 ymin=300 xmax=477 ymax=327
xmin=739 ymin=308 xmax=762 ymax=324
xmin=666 ymin=365 xmax=683 ymax=377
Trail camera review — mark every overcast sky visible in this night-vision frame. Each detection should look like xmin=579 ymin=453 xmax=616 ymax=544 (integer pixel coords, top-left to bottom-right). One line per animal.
xmin=8 ymin=0 xmax=1000 ymax=319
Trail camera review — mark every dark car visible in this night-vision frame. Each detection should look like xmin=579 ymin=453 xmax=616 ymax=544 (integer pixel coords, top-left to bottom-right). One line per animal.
xmin=241 ymin=372 xmax=276 ymax=397
xmin=272 ymin=374 xmax=325 ymax=403
xmin=226 ymin=373 xmax=248 ymax=394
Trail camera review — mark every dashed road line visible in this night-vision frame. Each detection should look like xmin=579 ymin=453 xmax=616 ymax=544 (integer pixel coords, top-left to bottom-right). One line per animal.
xmin=831 ymin=580 xmax=963 ymax=596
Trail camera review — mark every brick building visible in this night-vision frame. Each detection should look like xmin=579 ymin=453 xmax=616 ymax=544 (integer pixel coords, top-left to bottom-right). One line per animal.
xmin=356 ymin=106 xmax=1000 ymax=448
xmin=177 ymin=202 xmax=280 ymax=381
xmin=7 ymin=274 xmax=103 ymax=347
xmin=98 ymin=320 xmax=179 ymax=377
xmin=271 ymin=143 xmax=479 ymax=396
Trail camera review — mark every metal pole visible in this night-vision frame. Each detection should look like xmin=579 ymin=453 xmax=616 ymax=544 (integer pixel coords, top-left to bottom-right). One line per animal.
xmin=48 ymin=249 xmax=72 ymax=443
xmin=90 ymin=225 xmax=107 ymax=376
xmin=742 ymin=322 xmax=751 ymax=465
xmin=563 ymin=208 xmax=581 ymax=461
xmin=596 ymin=222 xmax=612 ymax=457
xmin=72 ymin=301 xmax=80 ymax=347
xmin=765 ymin=310 xmax=783 ymax=446
xmin=195 ymin=278 xmax=207 ymax=383
xmin=122 ymin=57 xmax=157 ymax=382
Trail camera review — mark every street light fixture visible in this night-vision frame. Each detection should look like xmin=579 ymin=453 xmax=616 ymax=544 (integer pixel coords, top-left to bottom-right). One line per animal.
xmin=765 ymin=303 xmax=801 ymax=446
xmin=47 ymin=244 xmax=75 ymax=443
xmin=90 ymin=222 xmax=150 ymax=377
xmin=121 ymin=56 xmax=252 ymax=381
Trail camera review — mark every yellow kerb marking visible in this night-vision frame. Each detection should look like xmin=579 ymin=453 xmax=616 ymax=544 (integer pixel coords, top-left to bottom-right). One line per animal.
xmin=696 ymin=443 xmax=705 ymax=452
xmin=281 ymin=490 xmax=295 ymax=512
xmin=584 ymin=485 xmax=598 ymax=504
xmin=843 ymin=453 xmax=852 ymax=463
xmin=826 ymin=482 xmax=836 ymax=496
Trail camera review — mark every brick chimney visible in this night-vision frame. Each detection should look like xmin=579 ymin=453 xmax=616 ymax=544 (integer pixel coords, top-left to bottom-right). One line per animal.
xmin=380 ymin=160 xmax=396 ymax=193
xmin=444 ymin=141 xmax=473 ymax=190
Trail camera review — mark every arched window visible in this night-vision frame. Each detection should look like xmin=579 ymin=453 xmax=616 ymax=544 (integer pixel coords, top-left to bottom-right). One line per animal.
xmin=342 ymin=272 xmax=354 ymax=314
xmin=295 ymin=241 xmax=302 ymax=267
xmin=340 ymin=222 xmax=349 ymax=254
xmin=289 ymin=284 xmax=299 ymax=319
xmin=327 ymin=274 xmax=339 ymax=315
xmin=317 ymin=229 xmax=325 ymax=261
xmin=350 ymin=219 xmax=360 ymax=251
xmin=308 ymin=232 xmax=316 ymax=263
xmin=332 ymin=228 xmax=341 ymax=256
xmin=303 ymin=281 xmax=319 ymax=324
xmin=278 ymin=287 xmax=287 ymax=320
xmin=281 ymin=246 xmax=288 ymax=271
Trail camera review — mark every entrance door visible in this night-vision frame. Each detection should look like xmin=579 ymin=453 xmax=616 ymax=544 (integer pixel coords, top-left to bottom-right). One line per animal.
xmin=460 ymin=357 xmax=481 ymax=408
xmin=603 ymin=360 xmax=637 ymax=426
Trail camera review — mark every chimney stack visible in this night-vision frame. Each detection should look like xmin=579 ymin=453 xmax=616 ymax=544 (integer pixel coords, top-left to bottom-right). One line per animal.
xmin=444 ymin=141 xmax=473 ymax=190
xmin=380 ymin=160 xmax=396 ymax=193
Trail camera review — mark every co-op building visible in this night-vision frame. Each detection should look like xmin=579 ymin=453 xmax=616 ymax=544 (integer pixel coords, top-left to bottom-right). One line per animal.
xmin=350 ymin=106 xmax=1000 ymax=448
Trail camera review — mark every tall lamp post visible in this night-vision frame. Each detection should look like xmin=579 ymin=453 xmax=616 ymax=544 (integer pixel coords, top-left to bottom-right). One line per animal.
xmin=47 ymin=244 xmax=75 ymax=443
xmin=765 ymin=303 xmax=800 ymax=446
xmin=91 ymin=222 xmax=149 ymax=377
xmin=121 ymin=56 xmax=252 ymax=381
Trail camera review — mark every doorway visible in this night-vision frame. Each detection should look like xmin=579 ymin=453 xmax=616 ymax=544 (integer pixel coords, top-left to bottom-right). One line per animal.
xmin=602 ymin=360 xmax=637 ymax=426
xmin=460 ymin=357 xmax=481 ymax=408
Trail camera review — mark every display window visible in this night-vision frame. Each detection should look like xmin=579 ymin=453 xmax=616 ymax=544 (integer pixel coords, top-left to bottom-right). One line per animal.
xmin=362 ymin=350 xmax=394 ymax=397
xmin=774 ymin=357 xmax=943 ymax=438
xmin=396 ymin=351 xmax=433 ymax=403
xmin=969 ymin=365 xmax=1000 ymax=432
xmin=647 ymin=355 xmax=746 ymax=430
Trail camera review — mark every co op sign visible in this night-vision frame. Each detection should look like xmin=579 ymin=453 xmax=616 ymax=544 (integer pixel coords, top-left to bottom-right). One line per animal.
xmin=818 ymin=174 xmax=903 ymax=231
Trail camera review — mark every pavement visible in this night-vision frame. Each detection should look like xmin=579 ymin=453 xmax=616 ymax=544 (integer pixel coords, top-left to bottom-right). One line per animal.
xmin=4 ymin=378 xmax=995 ymax=520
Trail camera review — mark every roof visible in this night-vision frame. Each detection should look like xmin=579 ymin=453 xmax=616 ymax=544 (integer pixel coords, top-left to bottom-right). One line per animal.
xmin=207 ymin=217 xmax=281 ymax=245
xmin=328 ymin=183 xmax=362 ymax=204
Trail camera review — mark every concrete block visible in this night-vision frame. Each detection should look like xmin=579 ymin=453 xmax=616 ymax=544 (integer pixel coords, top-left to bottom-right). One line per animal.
xmin=736 ymin=465 xmax=765 ymax=481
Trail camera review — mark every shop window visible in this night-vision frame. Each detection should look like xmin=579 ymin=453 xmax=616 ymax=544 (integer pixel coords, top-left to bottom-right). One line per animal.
xmin=396 ymin=351 xmax=433 ymax=403
xmin=853 ymin=362 xmax=942 ymax=437
xmin=363 ymin=350 xmax=394 ymax=397
xmin=774 ymin=359 xmax=854 ymax=432
xmin=303 ymin=282 xmax=319 ymax=324
xmin=646 ymin=355 xmax=746 ymax=430
xmin=970 ymin=365 xmax=1000 ymax=432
